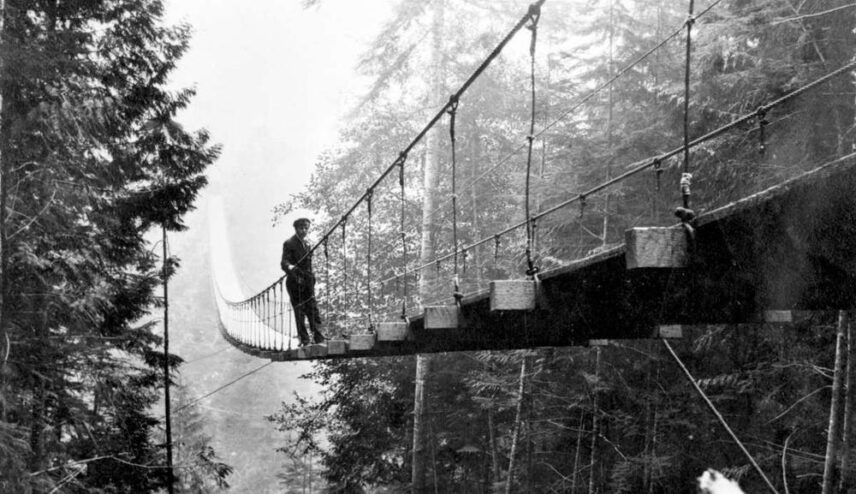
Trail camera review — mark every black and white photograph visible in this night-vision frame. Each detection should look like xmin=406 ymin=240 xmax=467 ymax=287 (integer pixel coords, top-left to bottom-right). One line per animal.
xmin=1 ymin=0 xmax=854 ymax=492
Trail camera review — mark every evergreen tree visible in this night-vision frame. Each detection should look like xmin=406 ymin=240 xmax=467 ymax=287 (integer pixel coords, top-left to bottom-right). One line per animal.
xmin=0 ymin=0 xmax=221 ymax=491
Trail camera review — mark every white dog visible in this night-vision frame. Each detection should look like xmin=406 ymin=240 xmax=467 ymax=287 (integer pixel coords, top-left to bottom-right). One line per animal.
xmin=697 ymin=469 xmax=745 ymax=494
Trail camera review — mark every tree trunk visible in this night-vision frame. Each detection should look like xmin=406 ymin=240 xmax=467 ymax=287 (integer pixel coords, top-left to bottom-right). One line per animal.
xmin=571 ymin=411 xmax=585 ymax=494
xmin=601 ymin=0 xmax=615 ymax=249
xmin=163 ymin=227 xmax=175 ymax=494
xmin=412 ymin=2 xmax=445 ymax=493
xmin=822 ymin=310 xmax=848 ymax=494
xmin=0 ymin=0 xmax=7 ymax=424
xmin=412 ymin=354 xmax=430 ymax=494
xmin=505 ymin=356 xmax=528 ymax=494
xmin=839 ymin=313 xmax=856 ymax=492
xmin=488 ymin=407 xmax=500 ymax=487
xmin=588 ymin=347 xmax=602 ymax=494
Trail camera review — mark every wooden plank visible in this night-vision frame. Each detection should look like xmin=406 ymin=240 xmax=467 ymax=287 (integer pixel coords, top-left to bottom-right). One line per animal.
xmin=588 ymin=339 xmax=610 ymax=346
xmin=424 ymin=305 xmax=462 ymax=329
xmin=490 ymin=280 xmax=537 ymax=311
xmin=327 ymin=339 xmax=348 ymax=355
xmin=349 ymin=333 xmax=376 ymax=351
xmin=625 ymin=226 xmax=687 ymax=269
xmin=377 ymin=322 xmax=409 ymax=341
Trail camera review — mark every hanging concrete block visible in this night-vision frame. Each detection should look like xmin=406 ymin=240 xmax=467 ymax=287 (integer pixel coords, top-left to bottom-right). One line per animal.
xmin=625 ymin=226 xmax=688 ymax=269
xmin=377 ymin=322 xmax=409 ymax=341
xmin=326 ymin=339 xmax=348 ymax=355
xmin=763 ymin=310 xmax=792 ymax=323
xmin=349 ymin=333 xmax=376 ymax=351
xmin=490 ymin=280 xmax=538 ymax=311
xmin=656 ymin=325 xmax=684 ymax=339
xmin=298 ymin=344 xmax=328 ymax=359
xmin=424 ymin=305 xmax=463 ymax=329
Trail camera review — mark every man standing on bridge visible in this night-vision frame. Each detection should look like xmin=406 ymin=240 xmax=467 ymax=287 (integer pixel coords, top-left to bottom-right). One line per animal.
xmin=281 ymin=218 xmax=325 ymax=346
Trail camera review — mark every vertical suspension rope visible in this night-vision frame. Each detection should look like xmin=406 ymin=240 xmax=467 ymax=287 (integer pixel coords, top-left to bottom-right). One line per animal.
xmin=324 ymin=238 xmax=330 ymax=334
xmin=286 ymin=279 xmax=291 ymax=350
xmin=265 ymin=290 xmax=270 ymax=349
xmin=341 ymin=218 xmax=347 ymax=335
xmin=681 ymin=0 xmax=695 ymax=210
xmin=366 ymin=189 xmax=375 ymax=331
xmin=398 ymin=154 xmax=408 ymax=320
xmin=524 ymin=3 xmax=542 ymax=278
xmin=448 ymin=95 xmax=463 ymax=304
xmin=273 ymin=282 xmax=279 ymax=350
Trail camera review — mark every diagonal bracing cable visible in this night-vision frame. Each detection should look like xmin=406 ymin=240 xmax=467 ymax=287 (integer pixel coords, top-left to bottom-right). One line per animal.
xmin=662 ymin=339 xmax=780 ymax=494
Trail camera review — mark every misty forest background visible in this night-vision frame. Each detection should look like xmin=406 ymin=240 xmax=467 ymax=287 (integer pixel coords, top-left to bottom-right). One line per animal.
xmin=1 ymin=0 xmax=855 ymax=493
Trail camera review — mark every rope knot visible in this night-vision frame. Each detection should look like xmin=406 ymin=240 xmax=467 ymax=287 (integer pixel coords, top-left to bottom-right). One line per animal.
xmin=527 ymin=3 xmax=541 ymax=24
xmin=680 ymin=172 xmax=692 ymax=198
xmin=685 ymin=15 xmax=695 ymax=26
xmin=675 ymin=206 xmax=697 ymax=245
xmin=447 ymin=94 xmax=459 ymax=113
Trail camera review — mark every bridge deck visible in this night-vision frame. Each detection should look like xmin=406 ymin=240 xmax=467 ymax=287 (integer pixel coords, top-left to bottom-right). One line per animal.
xmin=221 ymin=153 xmax=856 ymax=361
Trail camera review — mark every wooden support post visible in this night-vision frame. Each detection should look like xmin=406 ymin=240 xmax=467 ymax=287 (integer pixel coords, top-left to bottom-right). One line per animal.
xmin=424 ymin=305 xmax=464 ymax=329
xmin=490 ymin=280 xmax=538 ymax=311
xmin=377 ymin=322 xmax=409 ymax=342
xmin=625 ymin=226 xmax=687 ymax=269
xmin=349 ymin=333 xmax=376 ymax=351
xmin=327 ymin=339 xmax=348 ymax=355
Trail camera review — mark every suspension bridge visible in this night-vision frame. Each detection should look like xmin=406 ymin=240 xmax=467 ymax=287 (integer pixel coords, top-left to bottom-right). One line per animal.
xmin=210 ymin=0 xmax=856 ymax=362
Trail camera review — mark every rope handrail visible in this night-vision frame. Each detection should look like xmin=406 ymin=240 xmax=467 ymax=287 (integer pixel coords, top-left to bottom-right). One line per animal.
xmin=375 ymin=59 xmax=856 ymax=286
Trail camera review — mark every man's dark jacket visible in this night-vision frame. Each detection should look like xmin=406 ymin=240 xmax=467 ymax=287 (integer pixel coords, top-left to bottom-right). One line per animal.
xmin=281 ymin=235 xmax=314 ymax=286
